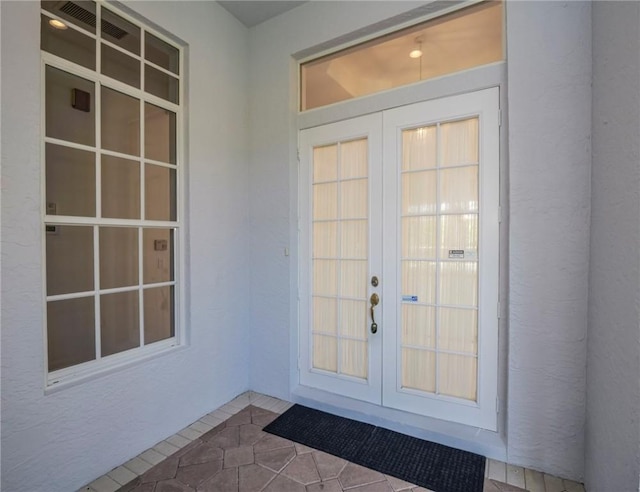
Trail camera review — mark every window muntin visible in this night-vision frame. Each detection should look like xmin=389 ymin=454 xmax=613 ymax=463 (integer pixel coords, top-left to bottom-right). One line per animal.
xmin=41 ymin=1 xmax=183 ymax=383
xmin=300 ymin=1 xmax=503 ymax=111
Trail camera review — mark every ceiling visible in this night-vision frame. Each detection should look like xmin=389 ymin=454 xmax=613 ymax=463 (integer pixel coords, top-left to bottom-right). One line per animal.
xmin=218 ymin=1 xmax=308 ymax=28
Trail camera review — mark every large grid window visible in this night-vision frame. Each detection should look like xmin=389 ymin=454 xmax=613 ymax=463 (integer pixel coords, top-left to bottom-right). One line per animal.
xmin=41 ymin=1 xmax=182 ymax=383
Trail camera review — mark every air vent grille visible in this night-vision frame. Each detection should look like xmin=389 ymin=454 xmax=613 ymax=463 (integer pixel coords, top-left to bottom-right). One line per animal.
xmin=59 ymin=2 xmax=128 ymax=40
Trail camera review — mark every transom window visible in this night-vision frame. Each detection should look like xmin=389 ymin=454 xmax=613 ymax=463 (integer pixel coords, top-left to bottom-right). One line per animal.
xmin=41 ymin=0 xmax=183 ymax=384
xmin=300 ymin=0 xmax=503 ymax=110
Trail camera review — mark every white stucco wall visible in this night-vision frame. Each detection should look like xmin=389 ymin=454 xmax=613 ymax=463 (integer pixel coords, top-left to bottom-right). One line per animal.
xmin=0 ymin=2 xmax=250 ymax=490
xmin=505 ymin=1 xmax=591 ymax=480
xmin=249 ymin=0 xmax=591 ymax=481
xmin=586 ymin=2 xmax=640 ymax=491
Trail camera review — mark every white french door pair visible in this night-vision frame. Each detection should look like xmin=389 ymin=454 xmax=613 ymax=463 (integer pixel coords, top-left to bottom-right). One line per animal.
xmin=298 ymin=88 xmax=500 ymax=430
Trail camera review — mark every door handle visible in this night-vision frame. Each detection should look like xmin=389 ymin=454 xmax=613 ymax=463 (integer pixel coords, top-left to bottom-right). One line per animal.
xmin=370 ymin=293 xmax=379 ymax=334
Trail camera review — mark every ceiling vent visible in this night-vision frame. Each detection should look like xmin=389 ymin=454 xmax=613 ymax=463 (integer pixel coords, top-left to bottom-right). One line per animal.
xmin=58 ymin=1 xmax=128 ymax=40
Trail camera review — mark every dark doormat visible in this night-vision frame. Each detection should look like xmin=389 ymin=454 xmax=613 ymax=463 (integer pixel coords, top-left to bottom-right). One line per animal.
xmin=263 ymin=404 xmax=486 ymax=492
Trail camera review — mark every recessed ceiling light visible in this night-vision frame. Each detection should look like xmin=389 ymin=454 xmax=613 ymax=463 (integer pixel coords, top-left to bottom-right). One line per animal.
xmin=49 ymin=19 xmax=68 ymax=30
xmin=409 ymin=49 xmax=423 ymax=59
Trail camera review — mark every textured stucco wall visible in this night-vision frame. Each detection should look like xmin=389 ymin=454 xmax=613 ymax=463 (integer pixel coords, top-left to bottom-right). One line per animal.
xmin=586 ymin=3 xmax=640 ymax=491
xmin=0 ymin=2 xmax=250 ymax=490
xmin=506 ymin=1 xmax=591 ymax=480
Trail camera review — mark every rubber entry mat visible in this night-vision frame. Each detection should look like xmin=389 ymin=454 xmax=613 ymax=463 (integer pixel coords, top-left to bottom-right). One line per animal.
xmin=263 ymin=404 xmax=486 ymax=492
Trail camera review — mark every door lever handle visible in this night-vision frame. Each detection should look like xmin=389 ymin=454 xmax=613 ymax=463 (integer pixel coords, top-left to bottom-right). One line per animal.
xmin=370 ymin=293 xmax=380 ymax=334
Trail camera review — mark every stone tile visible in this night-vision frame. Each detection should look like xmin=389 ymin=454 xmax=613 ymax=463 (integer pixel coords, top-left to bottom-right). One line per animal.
xmin=338 ymin=463 xmax=385 ymax=489
xmin=253 ymin=434 xmax=294 ymax=453
xmin=282 ymin=454 xmax=321 ymax=485
xmin=155 ymin=440 xmax=182 ymax=457
xmin=108 ymin=466 xmax=138 ymax=486
xmin=180 ymin=427 xmax=205 ymax=441
xmin=312 ymin=451 xmax=346 ymax=481
xmin=190 ymin=421 xmax=214 ymax=434
xmin=202 ymin=423 xmax=228 ymax=441
xmin=167 ymin=434 xmax=194 ymax=449
xmin=255 ymin=446 xmax=296 ymax=473
xmin=200 ymin=414 xmax=225 ymax=428
xmin=224 ymin=445 xmax=255 ymax=468
xmin=174 ymin=440 xmax=205 ymax=460
xmin=116 ymin=477 xmax=142 ymax=492
xmin=125 ymin=483 xmax=155 ymax=492
xmin=155 ymin=479 xmax=195 ymax=492
xmin=252 ymin=413 xmax=278 ymax=427
xmin=124 ymin=457 xmax=154 ymax=476
xmin=219 ymin=403 xmax=242 ymax=415
xmin=543 ymin=474 xmax=565 ymax=492
xmin=238 ymin=464 xmax=276 ymax=492
xmin=141 ymin=457 xmax=179 ymax=483
xmin=180 ymin=443 xmax=224 ymax=466
xmin=412 ymin=488 xmax=435 ymax=492
xmin=262 ymin=474 xmax=305 ymax=492
xmin=347 ymin=481 xmax=393 ymax=492
xmin=385 ymin=475 xmax=415 ymax=491
xmin=249 ymin=405 xmax=275 ymax=417
xmin=305 ymin=479 xmax=343 ymax=492
xmin=89 ymin=475 xmax=120 ymax=492
xmin=225 ymin=409 xmax=252 ymax=427
xmin=483 ymin=479 xmax=502 ymax=492
xmin=563 ymin=479 xmax=586 ymax=492
xmin=175 ymin=461 xmax=222 ymax=488
xmin=207 ymin=426 xmax=240 ymax=450
xmin=140 ymin=449 xmax=167 ymax=466
xmin=294 ymin=443 xmax=314 ymax=455
xmin=489 ymin=479 xmax=528 ymax=492
xmin=239 ymin=424 xmax=266 ymax=446
xmin=197 ymin=468 xmax=239 ymax=492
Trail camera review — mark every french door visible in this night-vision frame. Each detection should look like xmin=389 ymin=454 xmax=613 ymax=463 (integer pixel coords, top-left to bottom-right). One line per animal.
xmin=299 ymin=88 xmax=500 ymax=430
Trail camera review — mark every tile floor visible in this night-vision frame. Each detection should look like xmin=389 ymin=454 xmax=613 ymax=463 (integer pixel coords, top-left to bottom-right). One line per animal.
xmin=81 ymin=393 xmax=586 ymax=492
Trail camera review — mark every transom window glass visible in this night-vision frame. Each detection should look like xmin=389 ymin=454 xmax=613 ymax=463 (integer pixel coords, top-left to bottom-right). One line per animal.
xmin=41 ymin=0 xmax=183 ymax=382
xmin=300 ymin=1 xmax=503 ymax=110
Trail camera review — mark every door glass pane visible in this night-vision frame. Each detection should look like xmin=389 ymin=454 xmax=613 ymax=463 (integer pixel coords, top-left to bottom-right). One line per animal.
xmin=401 ymin=260 xmax=436 ymax=305
xmin=313 ymin=334 xmax=337 ymax=372
xmin=402 ymin=216 xmax=436 ymax=259
xmin=439 ymin=214 xmax=478 ymax=259
xmin=340 ymin=260 xmax=367 ymax=298
xmin=145 ymin=32 xmax=179 ymax=74
xmin=439 ymin=354 xmax=477 ymax=400
xmin=46 ymin=66 xmax=95 ymax=146
xmin=46 ymin=225 xmax=94 ymax=295
xmin=144 ymin=286 xmax=174 ymax=344
xmin=47 ymin=296 xmax=95 ymax=371
xmin=145 ymin=103 xmax=176 ymax=164
xmin=340 ymin=179 xmax=367 ymax=219
xmin=313 ymin=260 xmax=337 ymax=296
xmin=402 ymin=126 xmax=436 ymax=171
xmin=313 ymin=297 xmax=337 ymax=334
xmin=46 ymin=144 xmax=96 ymax=217
xmin=101 ymin=291 xmax=140 ymax=356
xmin=42 ymin=1 xmax=97 ymax=34
xmin=101 ymin=44 xmax=140 ymax=88
xmin=145 ymin=65 xmax=179 ymax=103
xmin=145 ymin=164 xmax=177 ymax=221
xmin=340 ymin=139 xmax=367 ymax=179
xmin=402 ymin=305 xmax=436 ymax=349
xmin=102 ymin=87 xmax=140 ymax=156
xmin=313 ymin=183 xmax=337 ymax=220
xmin=340 ymin=220 xmax=367 ymax=259
xmin=101 ymin=9 xmax=140 ymax=55
xmin=101 ymin=155 xmax=140 ymax=219
xmin=402 ymin=348 xmax=435 ymax=392
xmin=41 ymin=14 xmax=95 ymax=69
xmin=439 ymin=261 xmax=478 ymax=306
xmin=438 ymin=307 xmax=477 ymax=353
xmin=440 ymin=166 xmax=478 ymax=213
xmin=402 ymin=171 xmax=436 ymax=215
xmin=441 ymin=118 xmax=479 ymax=167
xmin=313 ymin=222 xmax=338 ymax=258
xmin=100 ymin=227 xmax=138 ymax=289
xmin=143 ymin=228 xmax=174 ymax=284
xmin=313 ymin=144 xmax=337 ymax=182
xmin=341 ymin=340 xmax=367 ymax=378
xmin=340 ymin=299 xmax=366 ymax=338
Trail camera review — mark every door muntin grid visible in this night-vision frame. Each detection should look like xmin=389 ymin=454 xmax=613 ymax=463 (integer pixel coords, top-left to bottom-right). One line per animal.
xmin=399 ymin=117 xmax=480 ymax=402
xmin=311 ymin=138 xmax=369 ymax=380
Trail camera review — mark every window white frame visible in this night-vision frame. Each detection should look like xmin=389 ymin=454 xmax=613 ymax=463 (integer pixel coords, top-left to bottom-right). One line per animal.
xmin=41 ymin=0 xmax=186 ymax=388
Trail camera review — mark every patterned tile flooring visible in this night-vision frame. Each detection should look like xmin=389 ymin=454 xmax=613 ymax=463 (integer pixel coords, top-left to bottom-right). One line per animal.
xmin=82 ymin=393 xmax=586 ymax=492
